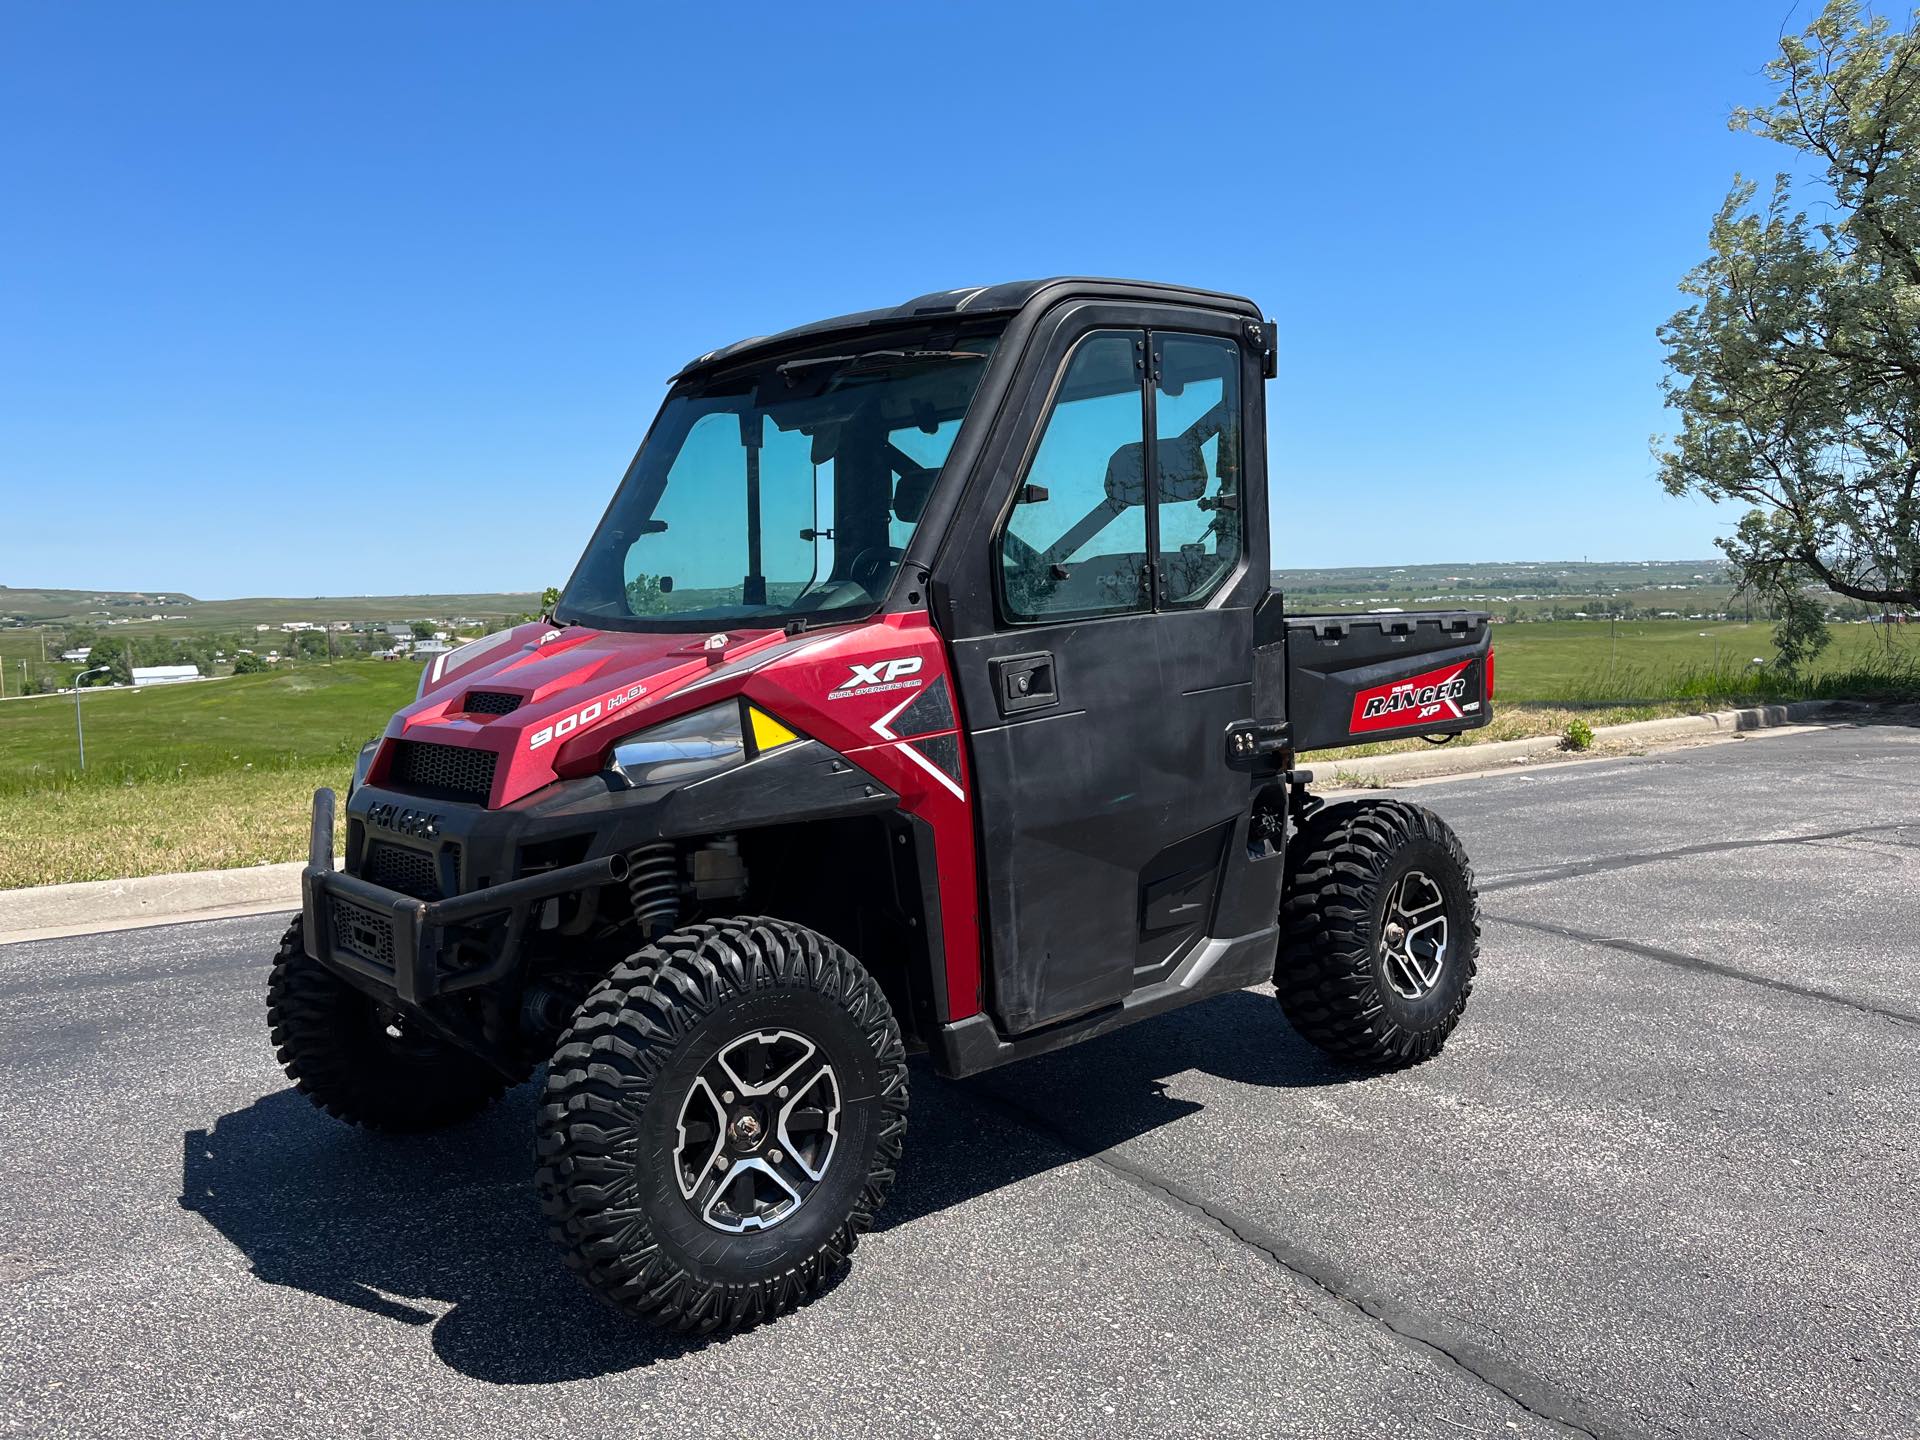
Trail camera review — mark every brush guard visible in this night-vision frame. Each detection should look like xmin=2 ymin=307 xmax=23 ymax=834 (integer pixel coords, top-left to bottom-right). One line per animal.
xmin=300 ymin=787 xmax=630 ymax=1012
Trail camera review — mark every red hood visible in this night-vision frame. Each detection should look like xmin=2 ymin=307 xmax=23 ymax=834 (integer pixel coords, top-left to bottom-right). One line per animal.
xmin=373 ymin=620 xmax=789 ymax=805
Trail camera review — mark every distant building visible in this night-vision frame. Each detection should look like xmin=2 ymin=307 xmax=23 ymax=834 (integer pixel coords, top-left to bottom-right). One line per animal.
xmin=132 ymin=665 xmax=201 ymax=687
xmin=61 ymin=647 xmax=92 ymax=662
xmin=414 ymin=640 xmax=453 ymax=658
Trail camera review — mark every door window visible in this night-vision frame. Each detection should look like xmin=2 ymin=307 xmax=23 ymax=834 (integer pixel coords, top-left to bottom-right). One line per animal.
xmin=1154 ymin=335 xmax=1242 ymax=606
xmin=998 ymin=331 xmax=1149 ymax=621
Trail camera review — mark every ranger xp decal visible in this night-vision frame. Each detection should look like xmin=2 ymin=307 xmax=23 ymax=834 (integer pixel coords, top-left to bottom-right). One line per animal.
xmin=1349 ymin=660 xmax=1473 ymax=734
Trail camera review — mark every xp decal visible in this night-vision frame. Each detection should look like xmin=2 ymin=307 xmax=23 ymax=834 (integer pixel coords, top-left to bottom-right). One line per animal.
xmin=1349 ymin=660 xmax=1475 ymax=734
xmin=827 ymin=655 xmax=924 ymax=701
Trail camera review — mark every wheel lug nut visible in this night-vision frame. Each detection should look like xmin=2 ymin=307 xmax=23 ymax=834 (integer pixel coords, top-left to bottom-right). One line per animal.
xmin=722 ymin=1090 xmax=735 ymax=1104
xmin=770 ymin=1149 xmax=783 ymax=1163
xmin=777 ymin=1085 xmax=789 ymax=1098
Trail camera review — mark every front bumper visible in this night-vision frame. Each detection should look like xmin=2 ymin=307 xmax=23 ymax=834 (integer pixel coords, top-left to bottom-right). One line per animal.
xmin=300 ymin=787 xmax=628 ymax=1010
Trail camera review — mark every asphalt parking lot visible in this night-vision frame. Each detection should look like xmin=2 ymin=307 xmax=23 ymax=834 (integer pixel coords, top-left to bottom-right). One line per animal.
xmin=1 ymin=718 xmax=1915 ymax=1439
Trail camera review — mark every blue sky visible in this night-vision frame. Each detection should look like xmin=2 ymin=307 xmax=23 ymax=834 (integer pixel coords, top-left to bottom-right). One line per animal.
xmin=1 ymin=2 xmax=1802 ymax=598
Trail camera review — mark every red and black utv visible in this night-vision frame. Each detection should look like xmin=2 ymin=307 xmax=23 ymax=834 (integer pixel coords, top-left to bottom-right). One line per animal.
xmin=272 ymin=277 xmax=1493 ymax=1332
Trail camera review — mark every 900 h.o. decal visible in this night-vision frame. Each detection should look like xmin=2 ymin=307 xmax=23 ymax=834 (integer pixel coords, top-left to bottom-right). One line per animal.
xmin=528 ymin=682 xmax=647 ymax=749
xmin=1349 ymin=660 xmax=1474 ymax=734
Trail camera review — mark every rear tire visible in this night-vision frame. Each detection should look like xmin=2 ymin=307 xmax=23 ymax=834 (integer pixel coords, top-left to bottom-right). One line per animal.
xmin=1276 ymin=799 xmax=1479 ymax=1067
xmin=266 ymin=918 xmax=518 ymax=1132
xmin=535 ymin=916 xmax=908 ymax=1333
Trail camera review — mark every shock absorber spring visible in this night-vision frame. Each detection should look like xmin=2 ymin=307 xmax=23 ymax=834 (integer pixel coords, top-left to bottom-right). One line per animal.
xmin=626 ymin=842 xmax=681 ymax=937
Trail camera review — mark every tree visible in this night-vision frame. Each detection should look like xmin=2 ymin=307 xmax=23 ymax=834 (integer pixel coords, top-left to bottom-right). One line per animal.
xmin=231 ymin=652 xmax=268 ymax=675
xmin=623 ymin=574 xmax=670 ymax=615
xmin=409 ymin=620 xmax=435 ymax=640
xmin=1656 ymin=1 xmax=1920 ymax=666
xmin=86 ymin=636 xmax=133 ymax=685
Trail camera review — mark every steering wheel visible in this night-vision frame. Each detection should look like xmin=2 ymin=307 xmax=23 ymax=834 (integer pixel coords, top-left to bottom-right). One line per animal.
xmin=844 ymin=545 xmax=905 ymax=595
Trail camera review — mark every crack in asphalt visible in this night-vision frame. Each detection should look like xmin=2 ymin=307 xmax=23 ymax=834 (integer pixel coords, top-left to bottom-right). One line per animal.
xmin=1486 ymin=914 xmax=1920 ymax=1030
xmin=969 ymin=1084 xmax=1630 ymax=1440
xmin=1476 ymin=820 xmax=1916 ymax=894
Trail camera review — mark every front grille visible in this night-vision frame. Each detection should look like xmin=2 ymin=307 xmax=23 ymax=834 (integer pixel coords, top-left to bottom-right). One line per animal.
xmin=387 ymin=740 xmax=496 ymax=801
xmin=364 ymin=841 xmax=438 ymax=899
xmin=330 ymin=897 xmax=395 ymax=968
xmin=463 ymin=690 xmax=522 ymax=715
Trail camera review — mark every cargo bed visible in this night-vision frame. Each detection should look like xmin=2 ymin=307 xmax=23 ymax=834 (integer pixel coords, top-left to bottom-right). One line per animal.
xmin=1284 ymin=610 xmax=1493 ymax=753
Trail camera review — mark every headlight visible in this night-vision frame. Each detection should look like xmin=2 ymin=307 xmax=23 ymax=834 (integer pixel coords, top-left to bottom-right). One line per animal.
xmin=350 ymin=737 xmax=380 ymax=797
xmin=606 ymin=704 xmax=745 ymax=790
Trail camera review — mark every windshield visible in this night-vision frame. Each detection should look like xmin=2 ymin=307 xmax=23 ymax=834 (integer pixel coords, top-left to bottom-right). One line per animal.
xmin=556 ymin=327 xmax=1002 ymax=631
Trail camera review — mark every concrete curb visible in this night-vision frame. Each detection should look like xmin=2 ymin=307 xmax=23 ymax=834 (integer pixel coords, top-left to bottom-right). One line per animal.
xmin=0 ymin=862 xmax=307 ymax=946
xmin=1318 ymin=699 xmax=1863 ymax=787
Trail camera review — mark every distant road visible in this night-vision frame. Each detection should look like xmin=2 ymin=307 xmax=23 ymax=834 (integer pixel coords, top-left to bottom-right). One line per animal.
xmin=0 ymin=674 xmax=240 ymax=704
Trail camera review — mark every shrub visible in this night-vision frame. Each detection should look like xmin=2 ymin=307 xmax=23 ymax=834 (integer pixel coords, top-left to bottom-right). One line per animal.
xmin=1561 ymin=718 xmax=1595 ymax=751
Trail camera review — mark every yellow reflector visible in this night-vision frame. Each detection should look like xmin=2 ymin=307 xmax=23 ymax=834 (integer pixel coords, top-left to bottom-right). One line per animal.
xmin=748 ymin=706 xmax=801 ymax=753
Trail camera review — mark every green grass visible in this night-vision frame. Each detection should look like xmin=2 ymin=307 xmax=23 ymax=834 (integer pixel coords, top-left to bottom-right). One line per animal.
xmin=0 ymin=662 xmax=413 ymax=887
xmin=1487 ymin=619 xmax=1920 ymax=702
xmin=0 ymin=660 xmax=419 ymax=795
xmin=1 ymin=762 xmax=347 ymax=889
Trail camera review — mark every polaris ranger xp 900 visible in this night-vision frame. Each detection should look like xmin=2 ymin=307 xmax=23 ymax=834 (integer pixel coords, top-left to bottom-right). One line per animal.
xmin=275 ymin=277 xmax=1493 ymax=1332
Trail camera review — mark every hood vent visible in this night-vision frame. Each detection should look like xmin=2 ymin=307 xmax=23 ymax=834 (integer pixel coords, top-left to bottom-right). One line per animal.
xmin=463 ymin=690 xmax=522 ymax=715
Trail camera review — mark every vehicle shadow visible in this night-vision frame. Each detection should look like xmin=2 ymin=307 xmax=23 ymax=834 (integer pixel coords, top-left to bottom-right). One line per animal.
xmin=179 ymin=987 xmax=1347 ymax=1384
xmin=880 ymin=988 xmax=1361 ymax=1228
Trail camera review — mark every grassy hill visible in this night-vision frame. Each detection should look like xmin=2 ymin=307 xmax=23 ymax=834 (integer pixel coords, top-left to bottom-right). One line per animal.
xmin=0 ymin=584 xmax=544 ymax=634
xmin=1275 ymin=558 xmax=1745 ymax=618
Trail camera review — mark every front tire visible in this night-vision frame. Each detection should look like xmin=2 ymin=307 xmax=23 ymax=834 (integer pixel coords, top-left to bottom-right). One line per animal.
xmin=266 ymin=918 xmax=519 ymax=1131
xmin=535 ymin=916 xmax=908 ymax=1333
xmin=1276 ymin=800 xmax=1479 ymax=1067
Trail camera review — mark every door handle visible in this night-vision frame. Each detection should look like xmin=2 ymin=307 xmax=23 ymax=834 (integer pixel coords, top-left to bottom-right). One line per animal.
xmin=991 ymin=651 xmax=1058 ymax=716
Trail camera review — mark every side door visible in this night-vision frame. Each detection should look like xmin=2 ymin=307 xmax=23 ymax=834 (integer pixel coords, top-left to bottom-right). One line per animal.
xmin=943 ymin=310 xmax=1262 ymax=1034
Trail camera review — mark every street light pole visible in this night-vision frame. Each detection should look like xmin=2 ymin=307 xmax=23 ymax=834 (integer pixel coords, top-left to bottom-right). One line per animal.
xmin=72 ymin=666 xmax=111 ymax=770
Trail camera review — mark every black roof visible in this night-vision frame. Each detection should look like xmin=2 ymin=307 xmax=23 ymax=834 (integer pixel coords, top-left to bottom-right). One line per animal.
xmin=673 ymin=276 xmax=1259 ymax=380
